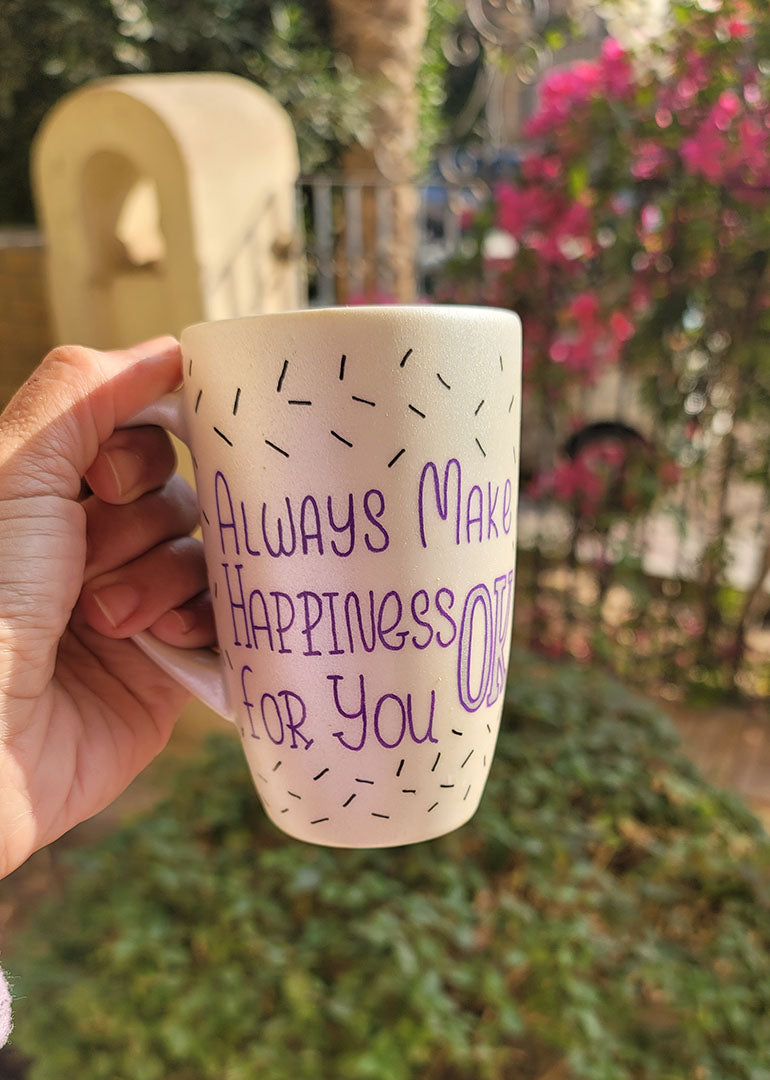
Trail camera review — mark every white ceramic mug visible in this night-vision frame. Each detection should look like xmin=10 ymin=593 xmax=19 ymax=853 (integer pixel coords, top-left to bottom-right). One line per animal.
xmin=133 ymin=305 xmax=521 ymax=847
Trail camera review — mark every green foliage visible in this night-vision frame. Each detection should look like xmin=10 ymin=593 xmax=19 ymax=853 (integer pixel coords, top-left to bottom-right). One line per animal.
xmin=9 ymin=651 xmax=770 ymax=1079
xmin=413 ymin=0 xmax=464 ymax=171
xmin=0 ymin=0 xmax=368 ymax=223
xmin=0 ymin=0 xmax=461 ymax=224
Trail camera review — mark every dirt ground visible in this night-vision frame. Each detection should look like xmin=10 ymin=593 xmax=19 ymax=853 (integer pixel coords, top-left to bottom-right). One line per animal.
xmin=665 ymin=696 xmax=770 ymax=828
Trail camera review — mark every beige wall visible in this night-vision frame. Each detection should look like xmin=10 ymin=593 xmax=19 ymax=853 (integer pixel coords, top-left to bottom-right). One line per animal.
xmin=0 ymin=230 xmax=53 ymax=409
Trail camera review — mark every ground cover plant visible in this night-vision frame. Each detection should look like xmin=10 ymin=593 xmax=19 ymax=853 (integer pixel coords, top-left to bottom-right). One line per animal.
xmin=8 ymin=649 xmax=770 ymax=1079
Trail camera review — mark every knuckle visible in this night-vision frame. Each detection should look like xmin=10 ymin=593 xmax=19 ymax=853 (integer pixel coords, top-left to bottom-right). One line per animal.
xmin=43 ymin=344 xmax=88 ymax=369
xmin=41 ymin=345 xmax=102 ymax=389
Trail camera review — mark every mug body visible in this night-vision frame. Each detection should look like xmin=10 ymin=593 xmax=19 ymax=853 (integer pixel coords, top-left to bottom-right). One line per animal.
xmin=180 ymin=305 xmax=521 ymax=847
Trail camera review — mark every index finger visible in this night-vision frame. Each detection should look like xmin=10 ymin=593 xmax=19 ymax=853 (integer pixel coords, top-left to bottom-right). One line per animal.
xmin=0 ymin=337 xmax=182 ymax=501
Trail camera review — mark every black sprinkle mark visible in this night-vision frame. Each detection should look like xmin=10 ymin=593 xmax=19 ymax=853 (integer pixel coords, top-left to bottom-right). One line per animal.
xmin=288 ymin=791 xmax=302 ymax=800
xmin=475 ymin=438 xmax=487 ymax=458
xmin=463 ymin=785 xmax=471 ymax=801
xmin=451 ymin=729 xmax=463 ymax=736
xmin=214 ymin=581 xmax=219 ymax=599
xmin=265 ymin=439 xmax=289 ymax=458
xmin=484 ymin=755 xmax=487 ymax=767
xmin=311 ymin=817 xmax=330 ymax=825
xmin=400 ymin=348 xmax=413 ymax=368
xmin=188 ymin=358 xmax=193 ymax=376
xmin=257 ymin=773 xmax=268 ymax=784
xmin=313 ymin=768 xmax=329 ymax=781
xmin=461 ymin=749 xmax=474 ymax=768
xmin=437 ymin=373 xmax=451 ymax=390
xmin=331 ymin=430 xmax=353 ymax=448
xmin=355 ymin=777 xmax=374 ymax=785
xmin=513 ymin=445 xmax=518 ymax=464
xmin=194 ymin=389 xmax=202 ymax=413
xmin=225 ymin=650 xmax=234 ymax=670
xmin=277 ymin=359 xmax=288 ymax=393
xmin=396 ymin=759 xmax=405 ymax=777
xmin=214 ymin=427 xmax=233 ymax=446
xmin=402 ymin=788 xmax=416 ymax=794
xmin=192 ymin=454 xmax=198 ymax=470
xmin=474 ymin=399 xmax=485 ymax=416
xmin=508 ymin=394 xmax=515 ymax=413
xmin=440 ymin=784 xmax=455 ymax=789
xmin=233 ymin=387 xmax=241 ymax=415
xmin=280 ymin=808 xmax=289 ymax=814
xmin=387 ymin=448 xmax=406 ymax=468
xmin=500 ymin=354 xmax=504 ymax=371
xmin=371 ymin=812 xmax=390 ymax=819
xmin=408 ymin=404 xmax=425 ymax=418
xmin=343 ymin=793 xmax=357 ymax=807
xmin=431 ymin=752 xmax=441 ymax=772
xmin=427 ymin=802 xmax=439 ymax=813
xmin=273 ymin=760 xmax=282 ymax=772
xmin=352 ymin=395 xmax=376 ymax=407
xmin=486 ymin=723 xmax=492 ymax=733
xmin=201 ymin=509 xmax=210 ymax=525
xmin=339 ymin=354 xmax=347 ymax=380
xmin=288 ymin=400 xmax=312 ymax=406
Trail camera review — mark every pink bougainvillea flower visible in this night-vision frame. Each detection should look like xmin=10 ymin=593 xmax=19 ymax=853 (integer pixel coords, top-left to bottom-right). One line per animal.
xmin=744 ymin=81 xmax=762 ymax=106
xmin=631 ymin=139 xmax=668 ymax=180
xmin=599 ymin=37 xmax=633 ymax=97
xmin=569 ymin=291 xmax=600 ymax=325
xmin=681 ymin=121 xmax=727 ymax=181
xmin=458 ymin=207 xmax=476 ymax=231
xmin=495 ymin=182 xmax=559 ymax=238
xmin=610 ymin=310 xmax=635 ymax=342
xmin=711 ymin=89 xmax=742 ymax=131
xmin=630 ymin=280 xmax=654 ymax=315
xmin=521 ymin=154 xmax=563 ymax=182
xmin=724 ymin=17 xmax=752 ymax=38
xmin=682 ymin=49 xmax=711 ymax=89
xmin=524 ymin=60 xmax=602 ymax=137
xmin=533 ymin=458 xmax=606 ymax=517
xmin=640 ymin=203 xmax=664 ymax=233
xmin=675 ymin=76 xmax=700 ymax=107
xmin=735 ymin=116 xmax=769 ymax=175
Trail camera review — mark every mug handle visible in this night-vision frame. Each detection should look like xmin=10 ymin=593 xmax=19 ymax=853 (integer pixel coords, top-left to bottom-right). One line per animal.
xmin=123 ymin=392 xmax=234 ymax=722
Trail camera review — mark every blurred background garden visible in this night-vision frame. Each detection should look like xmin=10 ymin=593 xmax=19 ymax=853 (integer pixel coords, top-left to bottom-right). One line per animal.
xmin=1 ymin=0 xmax=770 ymax=1077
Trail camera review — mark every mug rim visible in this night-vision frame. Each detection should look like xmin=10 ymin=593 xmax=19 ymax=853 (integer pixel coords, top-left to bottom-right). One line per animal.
xmin=181 ymin=303 xmax=520 ymax=342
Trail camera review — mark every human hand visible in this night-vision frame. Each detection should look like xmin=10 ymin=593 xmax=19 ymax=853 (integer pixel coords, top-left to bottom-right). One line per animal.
xmin=0 ymin=340 xmax=215 ymax=879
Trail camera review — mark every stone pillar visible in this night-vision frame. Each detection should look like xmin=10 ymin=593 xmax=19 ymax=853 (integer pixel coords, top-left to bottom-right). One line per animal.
xmin=32 ymin=72 xmax=303 ymax=349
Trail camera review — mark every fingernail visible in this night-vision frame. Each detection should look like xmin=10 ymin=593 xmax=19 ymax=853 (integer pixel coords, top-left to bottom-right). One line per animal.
xmin=102 ymin=448 xmax=142 ymax=499
xmin=166 ymin=609 xmax=196 ymax=634
xmin=85 ymin=448 xmax=142 ymax=500
xmin=134 ymin=336 xmax=179 ymax=360
xmin=91 ymin=583 xmax=141 ymax=628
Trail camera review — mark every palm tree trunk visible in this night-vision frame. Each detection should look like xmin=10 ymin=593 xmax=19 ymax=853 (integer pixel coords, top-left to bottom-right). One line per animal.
xmin=327 ymin=0 xmax=429 ymax=302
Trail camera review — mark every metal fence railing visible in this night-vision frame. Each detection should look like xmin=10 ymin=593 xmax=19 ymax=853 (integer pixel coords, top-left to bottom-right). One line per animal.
xmin=299 ymin=174 xmax=473 ymax=304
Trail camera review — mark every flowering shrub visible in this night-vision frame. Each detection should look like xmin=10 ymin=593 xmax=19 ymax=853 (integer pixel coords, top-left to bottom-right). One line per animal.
xmin=441 ymin=0 xmax=770 ymax=439
xmin=530 ymin=433 xmax=674 ymax=522
xmin=436 ymin=0 xmax=770 ymax=694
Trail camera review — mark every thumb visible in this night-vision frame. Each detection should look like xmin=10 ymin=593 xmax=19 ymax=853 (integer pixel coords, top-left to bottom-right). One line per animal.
xmin=0 ymin=338 xmax=182 ymax=501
